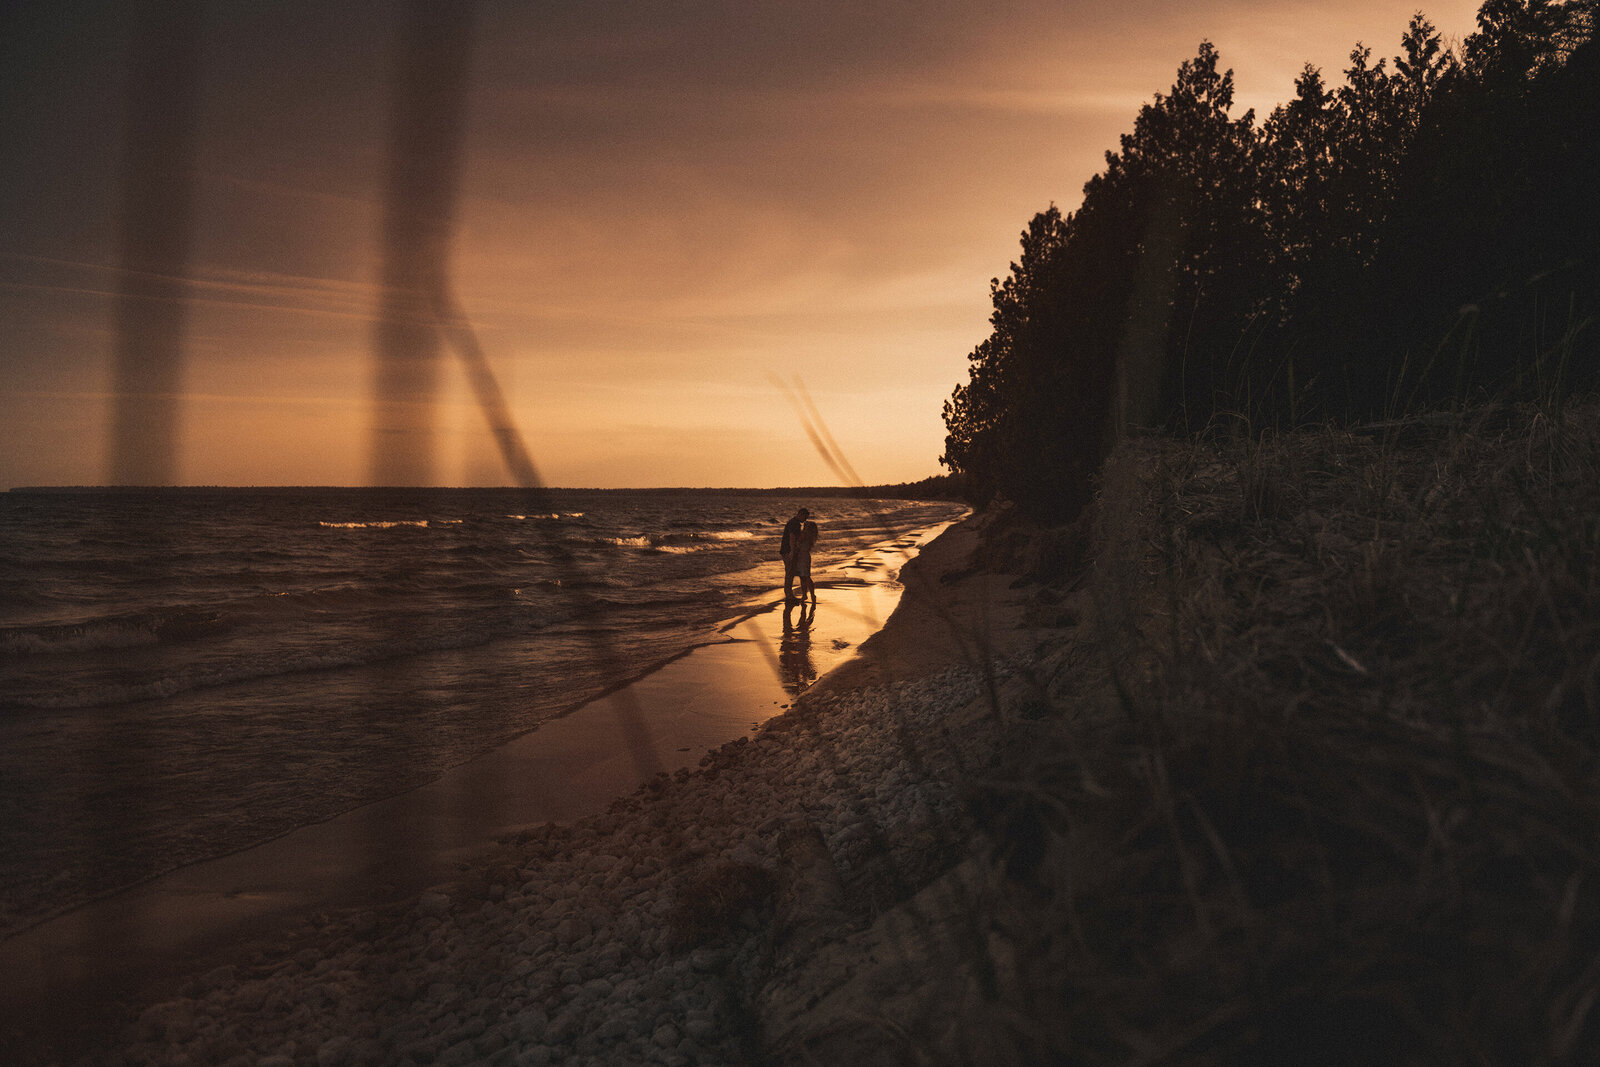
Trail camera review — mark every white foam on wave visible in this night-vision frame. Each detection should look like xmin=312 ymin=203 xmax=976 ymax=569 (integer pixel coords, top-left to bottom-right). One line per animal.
xmin=318 ymin=520 xmax=430 ymax=529
xmin=601 ymin=536 xmax=716 ymax=553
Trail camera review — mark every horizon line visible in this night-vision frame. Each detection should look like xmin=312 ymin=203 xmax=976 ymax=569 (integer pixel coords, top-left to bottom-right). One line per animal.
xmin=4 ymin=479 xmax=957 ymax=495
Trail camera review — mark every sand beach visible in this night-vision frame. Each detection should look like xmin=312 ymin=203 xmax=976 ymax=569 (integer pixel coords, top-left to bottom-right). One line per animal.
xmin=0 ymin=515 xmax=1046 ymax=1065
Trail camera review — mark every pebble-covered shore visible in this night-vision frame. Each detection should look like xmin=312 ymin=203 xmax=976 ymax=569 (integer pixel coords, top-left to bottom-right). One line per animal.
xmin=89 ymin=662 xmax=1005 ymax=1067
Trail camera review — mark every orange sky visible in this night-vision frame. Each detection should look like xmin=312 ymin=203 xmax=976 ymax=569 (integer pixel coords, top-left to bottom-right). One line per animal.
xmin=0 ymin=0 xmax=1484 ymax=488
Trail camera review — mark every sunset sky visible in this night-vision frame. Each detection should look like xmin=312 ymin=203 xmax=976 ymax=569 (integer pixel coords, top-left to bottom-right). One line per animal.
xmin=1 ymin=0 xmax=1483 ymax=489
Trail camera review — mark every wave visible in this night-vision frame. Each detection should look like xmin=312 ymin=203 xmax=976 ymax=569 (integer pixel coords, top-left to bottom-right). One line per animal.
xmin=4 ymin=648 xmax=372 ymax=709
xmin=0 ymin=610 xmax=230 ymax=656
xmin=511 ymin=580 xmax=566 ymax=595
xmin=257 ymin=582 xmax=385 ymax=610
xmin=0 ymin=610 xmax=573 ymax=709
xmin=602 ymin=529 xmax=758 ymax=551
xmin=317 ymin=520 xmax=430 ymax=529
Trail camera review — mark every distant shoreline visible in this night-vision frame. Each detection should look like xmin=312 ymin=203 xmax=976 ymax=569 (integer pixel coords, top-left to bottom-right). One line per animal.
xmin=5 ymin=482 xmax=964 ymax=499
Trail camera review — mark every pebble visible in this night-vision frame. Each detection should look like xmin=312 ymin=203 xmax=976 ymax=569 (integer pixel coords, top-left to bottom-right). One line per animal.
xmin=92 ymin=663 xmax=1000 ymax=1066
xmin=317 ymin=1035 xmax=351 ymax=1065
xmin=689 ymin=947 xmax=726 ymax=973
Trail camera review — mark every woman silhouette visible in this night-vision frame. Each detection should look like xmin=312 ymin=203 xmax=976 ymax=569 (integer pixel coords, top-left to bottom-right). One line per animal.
xmin=794 ymin=514 xmax=818 ymax=603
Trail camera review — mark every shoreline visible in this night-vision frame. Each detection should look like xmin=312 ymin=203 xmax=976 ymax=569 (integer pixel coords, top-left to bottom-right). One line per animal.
xmin=9 ymin=403 xmax=1593 ymax=1063
xmin=0 ymin=517 xmax=1010 ymax=1064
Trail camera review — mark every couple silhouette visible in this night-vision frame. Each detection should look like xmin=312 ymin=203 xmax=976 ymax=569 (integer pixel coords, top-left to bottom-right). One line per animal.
xmin=780 ymin=506 xmax=817 ymax=604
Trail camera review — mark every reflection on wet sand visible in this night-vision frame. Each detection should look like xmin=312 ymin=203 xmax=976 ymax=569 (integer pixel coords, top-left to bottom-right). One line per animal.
xmin=779 ymin=598 xmax=818 ymax=696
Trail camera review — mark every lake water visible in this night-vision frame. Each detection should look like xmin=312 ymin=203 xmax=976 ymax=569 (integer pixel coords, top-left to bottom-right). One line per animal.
xmin=0 ymin=487 xmax=964 ymax=938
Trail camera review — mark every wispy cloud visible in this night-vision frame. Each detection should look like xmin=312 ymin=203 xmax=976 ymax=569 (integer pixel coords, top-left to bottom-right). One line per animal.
xmin=0 ymin=252 xmax=382 ymax=322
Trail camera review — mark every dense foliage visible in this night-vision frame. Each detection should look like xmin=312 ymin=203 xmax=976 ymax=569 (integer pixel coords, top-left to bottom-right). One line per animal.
xmin=942 ymin=0 xmax=1599 ymax=519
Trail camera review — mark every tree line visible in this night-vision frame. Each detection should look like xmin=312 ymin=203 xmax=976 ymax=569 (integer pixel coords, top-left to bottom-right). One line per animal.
xmin=941 ymin=0 xmax=1599 ymax=519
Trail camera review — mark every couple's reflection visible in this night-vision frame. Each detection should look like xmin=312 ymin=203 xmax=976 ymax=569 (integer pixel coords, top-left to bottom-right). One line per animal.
xmin=779 ymin=598 xmax=818 ymax=696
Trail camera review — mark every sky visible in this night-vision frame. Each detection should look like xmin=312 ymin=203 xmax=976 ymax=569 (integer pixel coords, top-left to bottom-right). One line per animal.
xmin=0 ymin=0 xmax=1485 ymax=489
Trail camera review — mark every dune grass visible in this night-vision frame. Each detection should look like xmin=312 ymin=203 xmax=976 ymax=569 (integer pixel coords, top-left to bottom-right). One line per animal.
xmin=965 ymin=398 xmax=1600 ymax=1064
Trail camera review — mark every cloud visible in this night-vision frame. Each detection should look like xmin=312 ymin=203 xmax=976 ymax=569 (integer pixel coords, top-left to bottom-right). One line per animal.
xmin=0 ymin=0 xmax=1493 ymax=488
